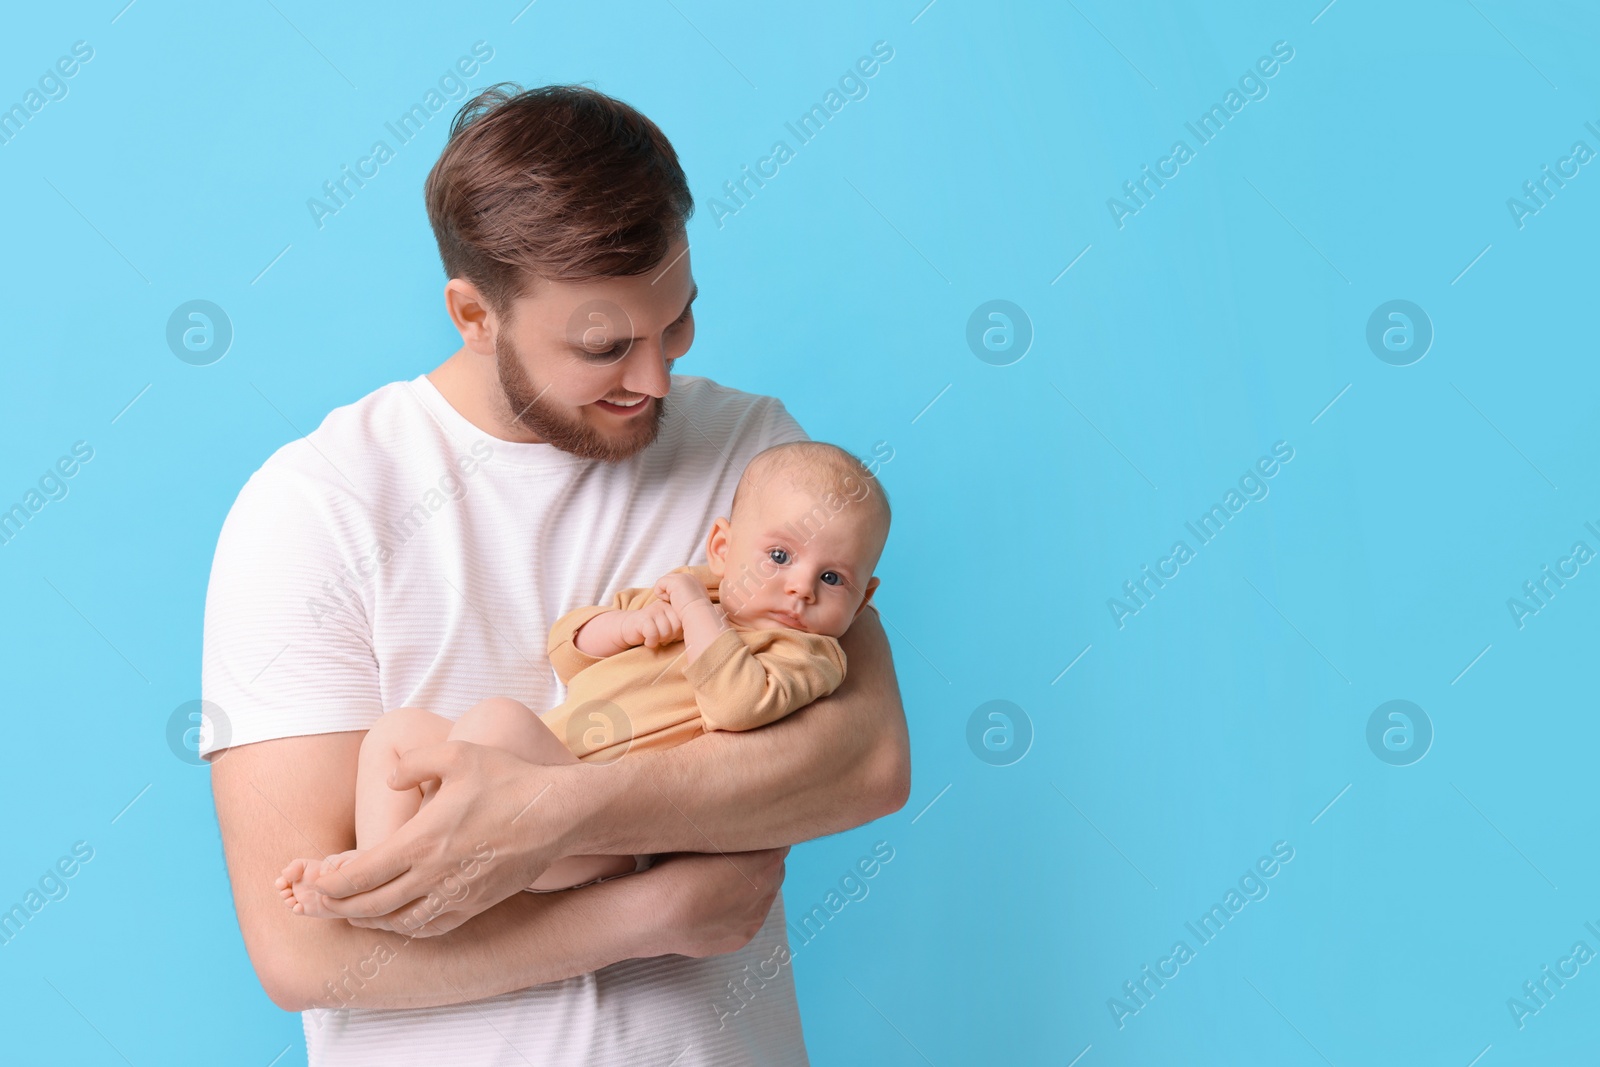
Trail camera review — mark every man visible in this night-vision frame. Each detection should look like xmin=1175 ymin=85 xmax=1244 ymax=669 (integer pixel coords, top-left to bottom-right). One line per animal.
xmin=202 ymin=83 xmax=909 ymax=1064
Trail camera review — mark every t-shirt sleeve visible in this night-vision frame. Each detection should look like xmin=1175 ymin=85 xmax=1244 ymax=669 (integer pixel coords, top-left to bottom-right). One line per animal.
xmin=199 ymin=465 xmax=385 ymax=759
xmin=756 ymin=396 xmax=810 ymax=449
xmin=682 ymin=629 xmax=846 ymax=732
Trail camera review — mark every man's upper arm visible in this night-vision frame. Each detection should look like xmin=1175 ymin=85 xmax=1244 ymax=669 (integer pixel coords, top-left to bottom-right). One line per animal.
xmin=211 ymin=732 xmax=366 ymax=1008
xmin=806 ymin=605 xmax=910 ymax=819
xmin=201 ymin=463 xmax=386 ymax=1001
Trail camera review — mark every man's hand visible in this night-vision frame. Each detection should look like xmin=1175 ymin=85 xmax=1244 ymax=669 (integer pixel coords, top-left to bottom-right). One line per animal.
xmin=302 ymin=741 xmax=792 ymax=946
xmin=616 ymin=601 xmax=683 ymax=649
xmin=303 ymin=740 xmax=588 ymax=935
xmin=632 ymin=847 xmax=789 ymax=958
xmin=301 ymin=606 xmax=908 ymax=938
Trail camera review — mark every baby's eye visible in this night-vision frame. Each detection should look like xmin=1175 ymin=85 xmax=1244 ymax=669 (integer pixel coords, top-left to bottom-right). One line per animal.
xmin=821 ymin=571 xmax=842 ymax=586
xmin=768 ymin=548 xmax=789 ymax=565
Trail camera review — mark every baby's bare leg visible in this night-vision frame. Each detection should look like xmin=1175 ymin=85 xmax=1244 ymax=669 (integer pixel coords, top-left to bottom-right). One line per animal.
xmin=448 ymin=696 xmax=640 ymax=892
xmin=277 ymin=706 xmax=453 ymax=917
xmin=356 ymin=706 xmax=455 ymax=847
xmin=446 ymin=695 xmax=576 ymax=768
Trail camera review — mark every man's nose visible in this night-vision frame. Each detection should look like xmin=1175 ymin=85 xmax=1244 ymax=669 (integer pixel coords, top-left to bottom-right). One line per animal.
xmin=621 ymin=338 xmax=673 ymax=398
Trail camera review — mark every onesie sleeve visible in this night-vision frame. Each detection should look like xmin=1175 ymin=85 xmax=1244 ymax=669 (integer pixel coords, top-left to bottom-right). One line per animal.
xmin=546 ymin=583 xmax=657 ymax=684
xmin=682 ymin=628 xmax=846 ymax=732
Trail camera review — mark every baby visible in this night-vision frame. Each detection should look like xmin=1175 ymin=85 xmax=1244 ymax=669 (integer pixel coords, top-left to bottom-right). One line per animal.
xmin=278 ymin=440 xmax=891 ymax=914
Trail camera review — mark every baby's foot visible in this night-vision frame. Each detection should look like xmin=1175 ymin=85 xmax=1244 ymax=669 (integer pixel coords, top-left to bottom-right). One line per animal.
xmin=276 ymin=850 xmax=362 ymax=918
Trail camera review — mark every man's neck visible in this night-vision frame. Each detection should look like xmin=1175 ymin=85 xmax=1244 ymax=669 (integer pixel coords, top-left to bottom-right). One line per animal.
xmin=427 ymin=349 xmax=544 ymax=444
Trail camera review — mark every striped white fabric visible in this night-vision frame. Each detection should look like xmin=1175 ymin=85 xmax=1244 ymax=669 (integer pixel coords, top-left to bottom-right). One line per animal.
xmin=201 ymin=373 xmax=811 ymax=1065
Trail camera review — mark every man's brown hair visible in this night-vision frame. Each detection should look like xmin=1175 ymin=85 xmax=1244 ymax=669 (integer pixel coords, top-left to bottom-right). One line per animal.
xmin=423 ymin=83 xmax=694 ymax=317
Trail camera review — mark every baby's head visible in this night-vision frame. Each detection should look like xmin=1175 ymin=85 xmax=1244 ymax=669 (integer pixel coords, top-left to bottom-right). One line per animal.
xmin=704 ymin=442 xmax=891 ymax=638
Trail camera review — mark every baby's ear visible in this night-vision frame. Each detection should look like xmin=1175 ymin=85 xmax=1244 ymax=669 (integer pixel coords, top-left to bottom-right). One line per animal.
xmin=854 ymin=576 xmax=881 ymax=617
xmin=704 ymin=517 xmax=732 ymax=576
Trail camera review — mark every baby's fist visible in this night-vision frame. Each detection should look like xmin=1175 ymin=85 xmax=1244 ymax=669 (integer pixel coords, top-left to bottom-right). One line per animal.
xmin=653 ymin=572 xmax=710 ymax=607
xmin=622 ymin=602 xmax=683 ymax=649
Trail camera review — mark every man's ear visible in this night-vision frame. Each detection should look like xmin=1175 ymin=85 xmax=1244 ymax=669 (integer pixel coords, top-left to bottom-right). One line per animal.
xmin=445 ymin=279 xmax=496 ymax=356
xmin=853 ymin=576 xmax=881 ymax=618
xmin=705 ymin=517 xmax=731 ymax=577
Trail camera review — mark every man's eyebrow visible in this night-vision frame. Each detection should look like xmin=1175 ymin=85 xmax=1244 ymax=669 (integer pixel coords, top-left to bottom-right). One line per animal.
xmin=566 ymin=283 xmax=698 ymax=349
xmin=614 ymin=284 xmax=698 ymax=345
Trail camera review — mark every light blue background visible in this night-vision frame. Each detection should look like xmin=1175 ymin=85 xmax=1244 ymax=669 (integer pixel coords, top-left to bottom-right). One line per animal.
xmin=2 ymin=1 xmax=1597 ymax=1063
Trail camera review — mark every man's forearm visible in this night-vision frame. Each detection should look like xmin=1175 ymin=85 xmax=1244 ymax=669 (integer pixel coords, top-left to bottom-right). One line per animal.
xmin=274 ymin=881 xmax=648 ymax=1012
xmin=211 ymin=732 xmax=662 ymax=1014
xmin=570 ymin=607 xmax=910 ymax=856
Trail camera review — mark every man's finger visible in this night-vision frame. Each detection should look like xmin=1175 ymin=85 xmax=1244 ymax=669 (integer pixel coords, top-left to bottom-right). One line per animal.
xmin=304 ymin=840 xmax=422 ymax=914
xmin=388 ymin=740 xmax=458 ymax=792
xmin=311 ymin=870 xmax=430 ymax=918
xmin=344 ymin=894 xmax=441 ymax=934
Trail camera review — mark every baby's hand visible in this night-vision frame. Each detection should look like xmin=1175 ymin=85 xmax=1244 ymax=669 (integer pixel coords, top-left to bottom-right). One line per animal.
xmin=653 ymin=572 xmax=710 ymax=608
xmin=617 ymin=601 xmax=683 ymax=649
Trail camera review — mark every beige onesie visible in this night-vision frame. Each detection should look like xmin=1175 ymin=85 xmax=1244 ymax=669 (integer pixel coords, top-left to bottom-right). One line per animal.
xmin=542 ymin=564 xmax=848 ymax=763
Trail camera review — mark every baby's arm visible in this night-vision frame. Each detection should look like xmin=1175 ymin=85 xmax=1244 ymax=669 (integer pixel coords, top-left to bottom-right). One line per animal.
xmin=572 ymin=603 xmax=682 ymax=658
xmin=686 ymin=630 xmax=847 ymax=732
xmin=651 ymin=570 xmax=846 ymax=732
xmin=546 ymin=588 xmax=680 ymax=684
xmin=652 ymin=571 xmax=730 ymax=664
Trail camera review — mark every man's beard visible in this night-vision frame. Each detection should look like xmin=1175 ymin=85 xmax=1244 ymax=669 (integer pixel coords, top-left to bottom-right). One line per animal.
xmin=495 ymin=332 xmax=667 ymax=463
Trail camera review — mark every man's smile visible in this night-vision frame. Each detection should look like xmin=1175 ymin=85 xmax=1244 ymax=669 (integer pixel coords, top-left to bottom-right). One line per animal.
xmin=594 ymin=396 xmax=652 ymax=416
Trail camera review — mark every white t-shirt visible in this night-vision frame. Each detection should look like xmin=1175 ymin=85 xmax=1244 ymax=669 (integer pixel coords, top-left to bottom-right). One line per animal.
xmin=201 ymin=372 xmax=811 ymax=1066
